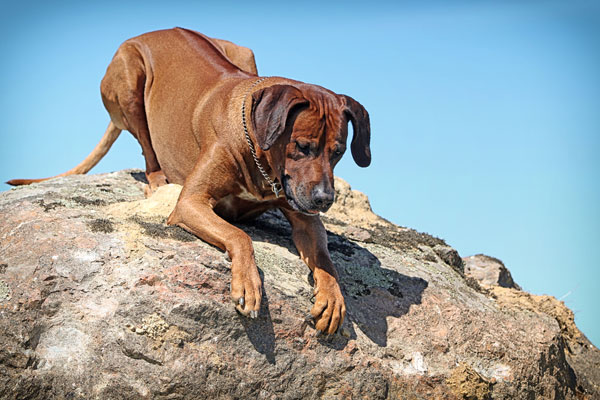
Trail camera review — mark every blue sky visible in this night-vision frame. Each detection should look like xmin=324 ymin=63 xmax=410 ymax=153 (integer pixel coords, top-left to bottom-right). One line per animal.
xmin=1 ymin=1 xmax=598 ymax=346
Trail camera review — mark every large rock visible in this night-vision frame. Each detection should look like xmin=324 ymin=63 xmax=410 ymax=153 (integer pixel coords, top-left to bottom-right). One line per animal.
xmin=462 ymin=254 xmax=520 ymax=289
xmin=0 ymin=170 xmax=598 ymax=399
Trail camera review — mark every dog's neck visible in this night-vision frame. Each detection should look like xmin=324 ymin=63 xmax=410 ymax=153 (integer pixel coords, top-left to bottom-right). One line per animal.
xmin=241 ymin=77 xmax=283 ymax=197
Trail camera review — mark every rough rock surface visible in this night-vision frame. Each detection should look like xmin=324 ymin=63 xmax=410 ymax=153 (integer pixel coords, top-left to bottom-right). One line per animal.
xmin=463 ymin=255 xmax=520 ymax=289
xmin=0 ymin=170 xmax=598 ymax=399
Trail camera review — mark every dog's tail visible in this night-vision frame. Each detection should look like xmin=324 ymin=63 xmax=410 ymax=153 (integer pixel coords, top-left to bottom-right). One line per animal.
xmin=6 ymin=122 xmax=122 ymax=186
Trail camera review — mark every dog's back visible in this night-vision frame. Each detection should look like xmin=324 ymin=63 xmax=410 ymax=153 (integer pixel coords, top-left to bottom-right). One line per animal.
xmin=120 ymin=28 xmax=253 ymax=81
xmin=7 ymin=28 xmax=258 ymax=187
xmin=102 ymin=27 xmax=255 ymax=128
xmin=100 ymin=28 xmax=260 ymax=184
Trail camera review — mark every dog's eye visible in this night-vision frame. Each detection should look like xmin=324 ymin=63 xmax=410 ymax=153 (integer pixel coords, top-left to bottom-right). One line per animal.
xmin=296 ymin=141 xmax=311 ymax=155
xmin=332 ymin=147 xmax=344 ymax=159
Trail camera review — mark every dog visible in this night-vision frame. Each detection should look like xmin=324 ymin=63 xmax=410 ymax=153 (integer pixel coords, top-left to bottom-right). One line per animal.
xmin=8 ymin=28 xmax=371 ymax=335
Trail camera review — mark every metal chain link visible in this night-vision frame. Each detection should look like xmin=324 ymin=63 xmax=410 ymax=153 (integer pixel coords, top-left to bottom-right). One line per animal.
xmin=241 ymin=77 xmax=282 ymax=197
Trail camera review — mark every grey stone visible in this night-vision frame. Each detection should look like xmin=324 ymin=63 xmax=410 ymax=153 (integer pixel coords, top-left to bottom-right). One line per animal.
xmin=0 ymin=170 xmax=598 ymax=399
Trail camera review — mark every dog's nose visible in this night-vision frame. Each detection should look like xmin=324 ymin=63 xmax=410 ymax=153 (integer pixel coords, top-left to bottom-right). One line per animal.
xmin=312 ymin=185 xmax=334 ymax=211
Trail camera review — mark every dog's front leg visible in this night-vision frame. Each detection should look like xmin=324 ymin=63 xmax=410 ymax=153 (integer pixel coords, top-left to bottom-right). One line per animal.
xmin=281 ymin=209 xmax=346 ymax=335
xmin=169 ymin=196 xmax=262 ymax=317
xmin=167 ymin=158 xmax=262 ymax=318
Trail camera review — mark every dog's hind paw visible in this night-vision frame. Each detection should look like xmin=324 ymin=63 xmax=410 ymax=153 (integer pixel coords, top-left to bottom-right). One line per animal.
xmin=144 ymin=170 xmax=169 ymax=198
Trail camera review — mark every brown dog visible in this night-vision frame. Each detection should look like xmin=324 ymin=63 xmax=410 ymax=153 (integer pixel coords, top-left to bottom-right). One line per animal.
xmin=8 ymin=28 xmax=371 ymax=335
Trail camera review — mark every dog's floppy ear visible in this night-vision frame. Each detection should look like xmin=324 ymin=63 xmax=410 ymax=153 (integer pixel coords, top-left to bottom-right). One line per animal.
xmin=342 ymin=95 xmax=371 ymax=167
xmin=251 ymin=85 xmax=308 ymax=150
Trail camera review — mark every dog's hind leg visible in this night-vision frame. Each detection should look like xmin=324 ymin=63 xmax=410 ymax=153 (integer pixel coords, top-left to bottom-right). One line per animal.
xmin=100 ymin=42 xmax=167 ymax=197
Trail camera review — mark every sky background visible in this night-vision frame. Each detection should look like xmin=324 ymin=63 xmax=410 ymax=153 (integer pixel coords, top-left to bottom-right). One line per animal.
xmin=0 ymin=1 xmax=598 ymax=346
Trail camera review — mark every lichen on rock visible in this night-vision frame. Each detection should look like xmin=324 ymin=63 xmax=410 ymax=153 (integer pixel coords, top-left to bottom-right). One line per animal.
xmin=446 ymin=363 xmax=492 ymax=400
xmin=0 ymin=280 xmax=10 ymax=302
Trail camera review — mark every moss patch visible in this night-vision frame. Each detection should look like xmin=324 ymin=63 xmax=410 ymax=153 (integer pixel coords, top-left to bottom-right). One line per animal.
xmin=368 ymin=226 xmax=446 ymax=251
xmin=130 ymin=216 xmax=196 ymax=242
xmin=340 ymin=258 xmax=404 ymax=299
xmin=87 ymin=219 xmax=115 ymax=234
xmin=71 ymin=196 xmax=107 ymax=207
xmin=328 ymin=237 xmax=405 ymax=299
xmin=35 ymin=199 xmax=64 ymax=212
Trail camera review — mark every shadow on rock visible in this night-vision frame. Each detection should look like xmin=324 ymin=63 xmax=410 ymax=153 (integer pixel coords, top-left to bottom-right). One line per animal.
xmin=329 ymin=232 xmax=428 ymax=347
xmin=238 ymin=268 xmax=276 ymax=365
xmin=240 ymin=210 xmax=429 ymax=348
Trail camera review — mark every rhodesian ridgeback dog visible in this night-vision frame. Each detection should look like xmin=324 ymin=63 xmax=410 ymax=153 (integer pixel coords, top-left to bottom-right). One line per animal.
xmin=8 ymin=28 xmax=371 ymax=335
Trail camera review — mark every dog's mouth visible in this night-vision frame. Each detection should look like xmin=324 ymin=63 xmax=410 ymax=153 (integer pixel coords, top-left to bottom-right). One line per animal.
xmin=282 ymin=175 xmax=320 ymax=216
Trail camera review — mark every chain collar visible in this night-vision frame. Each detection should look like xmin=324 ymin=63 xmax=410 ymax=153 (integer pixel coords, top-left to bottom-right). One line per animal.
xmin=241 ymin=77 xmax=283 ymax=197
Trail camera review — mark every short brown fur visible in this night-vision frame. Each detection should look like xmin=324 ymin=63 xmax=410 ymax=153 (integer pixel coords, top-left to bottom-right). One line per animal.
xmin=8 ymin=28 xmax=371 ymax=334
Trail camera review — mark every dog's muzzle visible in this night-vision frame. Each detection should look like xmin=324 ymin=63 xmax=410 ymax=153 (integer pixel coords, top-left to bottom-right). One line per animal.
xmin=282 ymin=175 xmax=334 ymax=215
xmin=310 ymin=183 xmax=334 ymax=212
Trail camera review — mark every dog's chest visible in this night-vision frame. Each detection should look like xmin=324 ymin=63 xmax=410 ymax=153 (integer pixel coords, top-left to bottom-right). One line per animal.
xmin=236 ymin=187 xmax=262 ymax=202
xmin=214 ymin=187 xmax=274 ymax=221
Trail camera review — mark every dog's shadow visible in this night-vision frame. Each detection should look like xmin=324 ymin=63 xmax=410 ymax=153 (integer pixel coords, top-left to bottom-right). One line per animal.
xmin=237 ymin=210 xmax=428 ymax=358
xmin=236 ymin=274 xmax=277 ymax=364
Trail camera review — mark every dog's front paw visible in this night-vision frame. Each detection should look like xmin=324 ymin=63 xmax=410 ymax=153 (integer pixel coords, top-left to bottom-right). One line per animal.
xmin=311 ymin=279 xmax=346 ymax=335
xmin=230 ymin=262 xmax=262 ymax=319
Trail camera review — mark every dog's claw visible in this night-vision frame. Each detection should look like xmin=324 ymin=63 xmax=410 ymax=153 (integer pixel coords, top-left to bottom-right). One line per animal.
xmin=250 ymin=310 xmax=257 ymax=319
xmin=239 ymin=297 xmax=244 ymax=307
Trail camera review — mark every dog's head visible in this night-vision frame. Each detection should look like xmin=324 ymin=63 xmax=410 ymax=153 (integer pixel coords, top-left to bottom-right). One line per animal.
xmin=251 ymin=83 xmax=370 ymax=215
